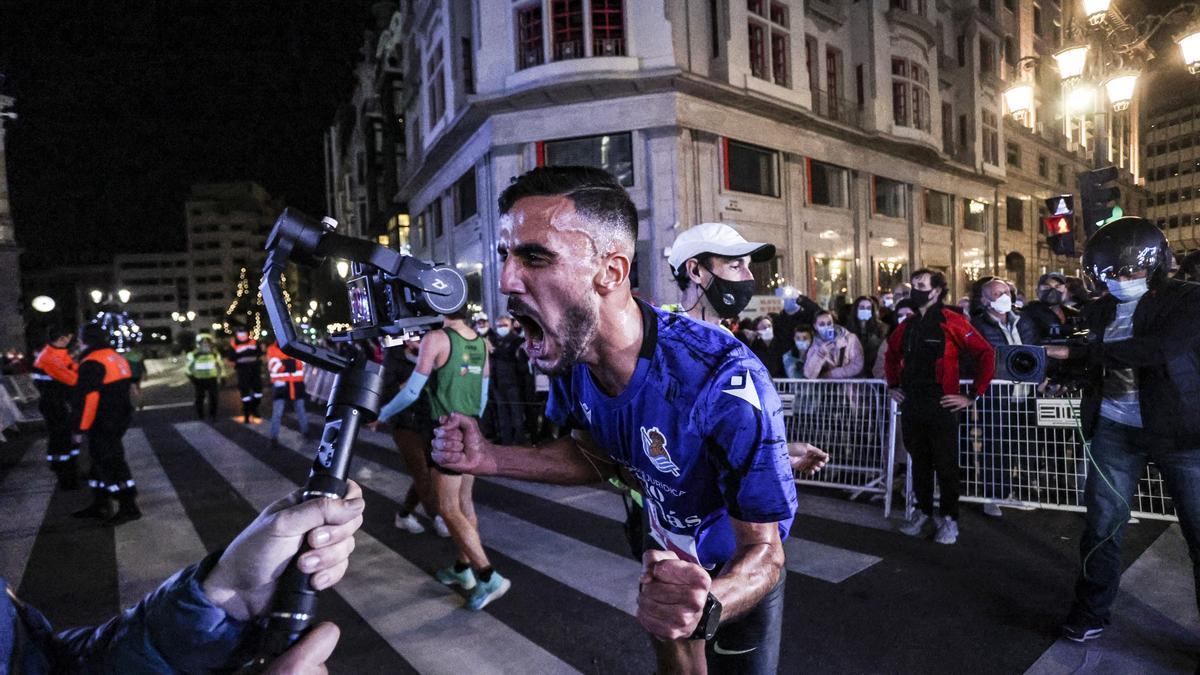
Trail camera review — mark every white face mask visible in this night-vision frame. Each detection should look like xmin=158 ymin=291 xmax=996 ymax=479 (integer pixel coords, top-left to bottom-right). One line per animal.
xmin=496 ymin=326 xmax=510 ymax=338
xmin=989 ymin=294 xmax=1013 ymax=314
xmin=882 ymin=297 xmax=894 ymax=308
xmin=856 ymin=309 xmax=872 ymax=321
xmin=759 ymin=328 xmax=774 ymax=343
xmin=897 ymin=313 xmax=911 ymax=324
xmin=1106 ymin=277 xmax=1149 ymax=302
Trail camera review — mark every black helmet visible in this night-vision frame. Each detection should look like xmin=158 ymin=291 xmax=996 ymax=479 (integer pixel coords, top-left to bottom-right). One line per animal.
xmin=1081 ymin=217 xmax=1172 ymax=284
xmin=78 ymin=321 xmax=110 ymax=348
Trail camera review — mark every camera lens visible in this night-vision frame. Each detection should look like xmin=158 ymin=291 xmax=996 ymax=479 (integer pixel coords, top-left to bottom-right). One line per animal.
xmin=1010 ymin=351 xmax=1037 ymax=375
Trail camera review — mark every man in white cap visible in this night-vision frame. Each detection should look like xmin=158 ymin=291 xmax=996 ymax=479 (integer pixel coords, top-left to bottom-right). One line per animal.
xmin=667 ymin=222 xmax=775 ymax=325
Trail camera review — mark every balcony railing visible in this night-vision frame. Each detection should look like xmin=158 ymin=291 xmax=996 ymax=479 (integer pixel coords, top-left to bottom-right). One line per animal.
xmin=593 ymin=37 xmax=625 ymax=57
xmin=811 ymin=88 xmax=864 ymax=130
xmin=554 ymin=39 xmax=584 ymax=61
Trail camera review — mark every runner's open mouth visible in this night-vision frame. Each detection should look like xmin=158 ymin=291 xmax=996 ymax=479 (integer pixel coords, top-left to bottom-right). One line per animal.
xmin=514 ymin=312 xmax=545 ymax=354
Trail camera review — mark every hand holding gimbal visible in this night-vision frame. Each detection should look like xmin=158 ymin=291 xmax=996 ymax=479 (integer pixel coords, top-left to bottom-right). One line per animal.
xmin=242 ymin=208 xmax=465 ymax=668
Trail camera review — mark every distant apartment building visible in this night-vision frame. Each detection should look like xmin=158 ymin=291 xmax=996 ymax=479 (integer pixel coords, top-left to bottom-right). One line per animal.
xmin=329 ymin=0 xmax=1146 ymax=316
xmin=1143 ymin=101 xmax=1200 ymax=254
xmin=111 ymin=252 xmax=190 ymax=340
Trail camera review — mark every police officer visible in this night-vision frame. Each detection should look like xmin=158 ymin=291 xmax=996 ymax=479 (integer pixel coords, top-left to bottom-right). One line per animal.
xmin=32 ymin=325 xmax=80 ymax=489
xmin=266 ymin=340 xmax=309 ymax=442
xmin=70 ymin=322 xmax=140 ymax=525
xmin=229 ymin=328 xmax=264 ymax=424
xmin=1063 ymin=217 xmax=1200 ymax=642
xmin=185 ymin=334 xmax=225 ymax=421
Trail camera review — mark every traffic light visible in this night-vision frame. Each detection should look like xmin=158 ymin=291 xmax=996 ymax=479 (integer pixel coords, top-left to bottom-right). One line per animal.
xmin=1043 ymin=195 xmax=1076 ymax=256
xmin=1078 ymin=166 xmax=1121 ymax=235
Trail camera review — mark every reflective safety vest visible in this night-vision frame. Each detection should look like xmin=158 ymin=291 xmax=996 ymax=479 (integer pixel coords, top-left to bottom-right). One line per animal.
xmin=187 ymin=350 xmax=225 ymax=380
xmin=230 ymin=338 xmax=261 ymax=366
xmin=33 ymin=345 xmax=78 ymax=388
xmin=267 ymin=343 xmax=305 ymax=399
xmin=73 ymin=348 xmax=133 ymax=433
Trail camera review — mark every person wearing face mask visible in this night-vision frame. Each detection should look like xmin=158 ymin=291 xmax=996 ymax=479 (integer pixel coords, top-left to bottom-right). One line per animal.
xmin=872 ymin=299 xmax=918 ymax=378
xmin=782 ymin=326 xmax=815 ymax=379
xmin=968 ymin=279 xmax=1041 ymax=518
xmin=668 ymin=222 xmax=775 ymax=327
xmin=185 ymin=334 xmax=225 ymax=422
xmin=846 ymin=296 xmax=886 ymax=377
xmin=1061 ymin=217 xmax=1200 ymax=643
xmin=1023 ymin=272 xmax=1083 ymax=344
xmin=885 ymin=269 xmax=995 ymax=545
xmin=803 ymin=311 xmax=864 ymax=380
xmin=747 ymin=316 xmax=788 ymax=377
xmin=486 ymin=315 xmax=529 ymax=446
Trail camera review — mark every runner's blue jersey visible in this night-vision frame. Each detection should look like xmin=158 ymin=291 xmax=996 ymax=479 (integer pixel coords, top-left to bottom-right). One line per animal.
xmin=547 ymin=302 xmax=797 ymax=568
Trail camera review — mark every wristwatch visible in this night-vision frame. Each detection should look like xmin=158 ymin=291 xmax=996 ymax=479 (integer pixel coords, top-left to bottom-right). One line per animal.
xmin=688 ymin=593 xmax=723 ymax=641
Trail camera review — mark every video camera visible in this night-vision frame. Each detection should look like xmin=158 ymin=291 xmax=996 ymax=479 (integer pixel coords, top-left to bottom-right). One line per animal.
xmin=261 ymin=208 xmax=467 ymax=372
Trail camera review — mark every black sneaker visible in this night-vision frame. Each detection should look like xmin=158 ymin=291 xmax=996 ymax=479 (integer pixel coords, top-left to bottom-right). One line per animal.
xmin=1062 ymin=616 xmax=1105 ymax=642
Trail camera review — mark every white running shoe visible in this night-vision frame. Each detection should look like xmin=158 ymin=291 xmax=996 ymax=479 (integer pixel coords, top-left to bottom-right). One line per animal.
xmin=935 ymin=516 xmax=959 ymax=545
xmin=394 ymin=512 xmax=425 ymax=534
xmin=982 ymin=502 xmax=1003 ymax=518
xmin=434 ymin=515 xmax=451 ymax=538
xmin=899 ymin=510 xmax=934 ymax=537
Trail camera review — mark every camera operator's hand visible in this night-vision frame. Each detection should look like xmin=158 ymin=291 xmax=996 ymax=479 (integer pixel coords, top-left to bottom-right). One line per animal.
xmin=889 ymin=388 xmax=905 ymax=404
xmin=431 ymin=412 xmax=497 ymax=474
xmin=637 ymin=549 xmax=711 ymax=640
xmin=202 ymin=481 xmax=365 ymax=622
xmin=940 ymin=394 xmax=973 ymax=411
xmin=263 ymin=621 xmax=340 ymax=675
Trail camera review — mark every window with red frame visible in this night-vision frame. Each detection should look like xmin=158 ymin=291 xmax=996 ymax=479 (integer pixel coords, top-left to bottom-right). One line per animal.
xmin=749 ymin=1 xmax=789 ymax=86
xmin=517 ymin=5 xmax=544 ymax=69
xmin=552 ymin=0 xmax=584 ymax=61
xmin=592 ymin=0 xmax=625 ymax=56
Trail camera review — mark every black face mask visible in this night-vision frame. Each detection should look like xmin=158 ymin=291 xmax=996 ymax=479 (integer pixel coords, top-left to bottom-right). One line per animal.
xmin=909 ymin=288 xmax=933 ymax=307
xmin=702 ymin=269 xmax=756 ymax=319
xmin=1038 ymin=288 xmax=1063 ymax=306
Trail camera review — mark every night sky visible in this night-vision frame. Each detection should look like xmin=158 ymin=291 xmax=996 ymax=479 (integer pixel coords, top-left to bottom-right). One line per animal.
xmin=1 ymin=1 xmax=379 ymax=266
xmin=1 ymin=1 xmax=1196 ymax=269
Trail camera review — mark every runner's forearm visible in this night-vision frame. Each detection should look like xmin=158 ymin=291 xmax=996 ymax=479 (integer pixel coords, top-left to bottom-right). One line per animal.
xmin=487 ymin=436 xmax=612 ymax=485
xmin=709 ymin=535 xmax=784 ymax=622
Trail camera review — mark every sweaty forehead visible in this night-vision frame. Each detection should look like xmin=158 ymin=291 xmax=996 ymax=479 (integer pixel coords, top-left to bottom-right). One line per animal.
xmin=499 ymin=195 xmax=597 ymax=255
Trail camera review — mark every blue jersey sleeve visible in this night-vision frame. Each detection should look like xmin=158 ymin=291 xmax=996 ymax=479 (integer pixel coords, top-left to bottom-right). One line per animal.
xmin=698 ymin=354 xmax=797 ymax=525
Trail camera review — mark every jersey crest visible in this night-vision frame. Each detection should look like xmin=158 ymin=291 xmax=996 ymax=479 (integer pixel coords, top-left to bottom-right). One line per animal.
xmin=640 ymin=426 xmax=679 ymax=476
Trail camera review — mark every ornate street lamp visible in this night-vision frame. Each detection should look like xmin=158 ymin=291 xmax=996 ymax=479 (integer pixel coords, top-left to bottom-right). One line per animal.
xmin=1179 ymin=25 xmax=1200 ymax=75
xmin=117 ymin=288 xmax=131 ymax=303
xmin=1003 ymin=83 xmax=1035 ymax=122
xmin=1054 ymin=44 xmax=1090 ymax=83
xmin=1082 ymin=0 xmax=1111 ymax=26
xmin=1102 ymin=72 xmax=1138 ymax=112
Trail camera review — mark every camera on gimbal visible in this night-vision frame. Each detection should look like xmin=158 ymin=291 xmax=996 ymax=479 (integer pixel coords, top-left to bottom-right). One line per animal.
xmin=261 ymin=208 xmax=467 ymax=372
xmin=994 ymin=345 xmax=1047 ymax=383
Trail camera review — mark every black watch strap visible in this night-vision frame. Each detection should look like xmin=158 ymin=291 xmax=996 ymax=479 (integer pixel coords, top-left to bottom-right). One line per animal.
xmin=688 ymin=593 xmax=723 ymax=641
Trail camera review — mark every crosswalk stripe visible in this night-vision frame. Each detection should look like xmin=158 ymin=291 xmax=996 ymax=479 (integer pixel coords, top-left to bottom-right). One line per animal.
xmin=354 ymin=423 xmax=883 ymax=584
xmin=0 ymin=439 xmax=55 ymax=585
xmin=115 ymin=428 xmax=208 ymax=608
xmin=175 ymin=421 xmax=578 ymax=675
xmin=262 ymin=425 xmax=642 ymax=616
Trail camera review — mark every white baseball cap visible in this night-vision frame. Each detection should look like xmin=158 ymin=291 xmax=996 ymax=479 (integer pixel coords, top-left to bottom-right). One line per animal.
xmin=667 ymin=222 xmax=776 ymax=274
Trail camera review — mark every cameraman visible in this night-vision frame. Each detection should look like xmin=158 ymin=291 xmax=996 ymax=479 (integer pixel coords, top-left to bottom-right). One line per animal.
xmin=1063 ymin=217 xmax=1200 ymax=642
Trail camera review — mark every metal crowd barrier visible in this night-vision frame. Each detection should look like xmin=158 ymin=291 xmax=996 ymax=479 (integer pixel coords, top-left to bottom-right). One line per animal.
xmin=774 ymin=378 xmax=897 ymax=517
xmin=0 ymin=374 xmax=43 ymax=438
xmin=948 ymin=380 xmax=1176 ymax=522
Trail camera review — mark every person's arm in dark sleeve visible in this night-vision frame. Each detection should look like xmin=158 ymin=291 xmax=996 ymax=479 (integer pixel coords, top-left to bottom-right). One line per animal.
xmin=70 ymin=360 xmax=104 ymax=435
xmin=13 ymin=552 xmax=248 ymax=673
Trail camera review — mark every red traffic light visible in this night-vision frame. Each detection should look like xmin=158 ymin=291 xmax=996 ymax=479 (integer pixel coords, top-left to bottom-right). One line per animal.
xmin=1043 ymin=215 xmax=1072 ymax=236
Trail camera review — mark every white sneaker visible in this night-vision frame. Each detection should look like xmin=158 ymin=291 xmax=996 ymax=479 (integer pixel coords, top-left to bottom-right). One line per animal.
xmin=983 ymin=503 xmax=1003 ymax=518
xmin=394 ymin=512 xmax=425 ymax=534
xmin=899 ymin=511 xmax=934 ymax=537
xmin=434 ymin=515 xmax=451 ymax=538
xmin=935 ymin=516 xmax=959 ymax=545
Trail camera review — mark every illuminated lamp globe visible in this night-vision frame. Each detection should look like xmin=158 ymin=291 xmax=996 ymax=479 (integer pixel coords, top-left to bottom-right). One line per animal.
xmin=90 ymin=289 xmax=104 ymax=304
xmin=1179 ymin=27 xmax=1200 ymax=76
xmin=1103 ymin=73 xmax=1138 ymax=112
xmin=117 ymin=288 xmax=131 ymax=303
xmin=1003 ymin=83 xmax=1034 ymax=120
xmin=1082 ymin=0 xmax=1110 ymax=25
xmin=1054 ymin=45 xmax=1089 ymax=83
xmin=31 ymin=295 xmax=56 ymax=313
